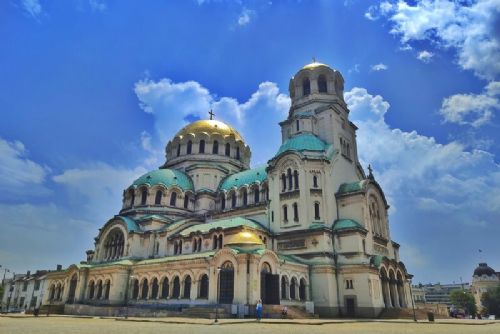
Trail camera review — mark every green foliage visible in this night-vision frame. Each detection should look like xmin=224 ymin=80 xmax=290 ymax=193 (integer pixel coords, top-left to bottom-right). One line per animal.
xmin=481 ymin=285 xmax=500 ymax=316
xmin=450 ymin=289 xmax=477 ymax=315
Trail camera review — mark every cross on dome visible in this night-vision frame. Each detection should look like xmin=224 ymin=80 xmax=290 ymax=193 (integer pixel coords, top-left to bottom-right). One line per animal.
xmin=209 ymin=109 xmax=215 ymax=120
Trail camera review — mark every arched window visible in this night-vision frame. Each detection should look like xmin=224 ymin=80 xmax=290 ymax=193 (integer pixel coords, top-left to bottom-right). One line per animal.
xmin=294 ymin=170 xmax=299 ymax=189
xmin=299 ymin=279 xmax=306 ymax=301
xmin=172 ymin=277 xmax=180 ymax=299
xmin=313 ymin=175 xmax=318 ymax=188
xmin=236 ymin=147 xmax=240 ymax=160
xmin=281 ymin=276 xmax=288 ymax=299
xmin=296 ymin=119 xmax=300 ymax=131
xmin=193 ymin=238 xmax=197 ymax=252
xmin=213 ymin=235 xmax=218 ymax=250
xmin=314 ymin=202 xmax=320 ymax=220
xmin=242 ymin=189 xmax=248 ymax=206
xmin=132 ymin=279 xmax=139 ymax=299
xmin=198 ymin=238 xmax=202 ymax=251
xmin=179 ymin=240 xmax=183 ymax=254
xmin=287 ymin=168 xmax=293 ymax=190
xmin=290 ymin=277 xmax=297 ymax=299
xmin=225 ymin=143 xmax=231 ymax=156
xmin=141 ymin=279 xmax=149 ymax=299
xmin=104 ymin=280 xmax=110 ymax=300
xmin=151 ymin=278 xmax=159 ymax=299
xmin=130 ymin=191 xmax=135 ymax=207
xmin=104 ymin=228 xmax=125 ymax=260
xmin=231 ymin=192 xmax=236 ymax=208
xmin=88 ymin=281 xmax=95 ymax=300
xmin=199 ymin=140 xmax=205 ymax=153
xmin=155 ymin=190 xmax=162 ymax=205
xmin=183 ymin=276 xmax=191 ymax=299
xmin=281 ymin=174 xmax=287 ymax=192
xmin=183 ymin=194 xmax=189 ymax=209
xmin=303 ymin=77 xmax=311 ymax=96
xmin=254 ymin=188 xmax=260 ymax=204
xmin=293 ymin=203 xmax=299 ymax=221
xmin=141 ymin=189 xmax=147 ymax=205
xmin=221 ymin=196 xmax=226 ymax=210
xmin=161 ymin=278 xmax=169 ymax=298
xmin=199 ymin=274 xmax=209 ymax=299
xmin=218 ymin=234 xmax=223 ymax=249
xmin=186 ymin=140 xmax=192 ymax=154
xmin=213 ymin=140 xmax=219 ymax=154
xmin=170 ymin=192 xmax=177 ymax=206
xmin=283 ymin=205 xmax=288 ymax=222
xmin=176 ymin=144 xmax=181 ymax=157
xmin=318 ymin=75 xmax=327 ymax=93
xmin=174 ymin=241 xmax=178 ymax=255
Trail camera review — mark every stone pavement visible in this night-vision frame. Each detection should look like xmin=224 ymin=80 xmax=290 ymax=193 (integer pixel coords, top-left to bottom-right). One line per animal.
xmin=0 ymin=314 xmax=499 ymax=334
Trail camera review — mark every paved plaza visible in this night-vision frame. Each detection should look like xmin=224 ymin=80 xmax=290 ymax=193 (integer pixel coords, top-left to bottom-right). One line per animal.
xmin=0 ymin=316 xmax=499 ymax=334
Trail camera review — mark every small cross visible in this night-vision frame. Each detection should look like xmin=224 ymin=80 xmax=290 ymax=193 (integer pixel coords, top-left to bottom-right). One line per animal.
xmin=312 ymin=57 xmax=316 ymax=63
xmin=209 ymin=109 xmax=215 ymax=120
xmin=368 ymin=164 xmax=373 ymax=175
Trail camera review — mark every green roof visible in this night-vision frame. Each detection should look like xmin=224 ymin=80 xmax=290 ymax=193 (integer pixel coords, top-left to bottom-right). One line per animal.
xmin=338 ymin=180 xmax=365 ymax=194
xmin=137 ymin=251 xmax=217 ymax=265
xmin=131 ymin=169 xmax=194 ymax=191
xmin=219 ymin=165 xmax=267 ymax=191
xmin=275 ymin=133 xmax=327 ymax=157
xmin=294 ymin=111 xmax=312 ymax=118
xmin=332 ymin=219 xmax=365 ymax=231
xmin=177 ymin=217 xmax=267 ymax=237
xmin=116 ymin=216 xmax=141 ymax=233
xmin=370 ymin=255 xmax=391 ymax=269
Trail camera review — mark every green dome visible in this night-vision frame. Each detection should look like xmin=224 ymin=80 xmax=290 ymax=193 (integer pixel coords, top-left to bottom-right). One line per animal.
xmin=275 ymin=133 xmax=327 ymax=157
xmin=219 ymin=165 xmax=267 ymax=191
xmin=131 ymin=169 xmax=193 ymax=191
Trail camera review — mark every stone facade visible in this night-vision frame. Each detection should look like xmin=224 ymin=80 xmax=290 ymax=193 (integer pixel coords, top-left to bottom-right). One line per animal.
xmin=41 ymin=61 xmax=411 ymax=318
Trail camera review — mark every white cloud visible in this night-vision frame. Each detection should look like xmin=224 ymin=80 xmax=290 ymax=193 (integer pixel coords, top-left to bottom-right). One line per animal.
xmin=89 ymin=0 xmax=107 ymax=12
xmin=440 ymin=81 xmax=500 ymax=127
xmin=346 ymin=87 xmax=500 ymax=225
xmin=238 ymin=8 xmax=255 ymax=26
xmin=371 ymin=0 xmax=500 ymax=80
xmin=417 ymin=50 xmax=434 ymax=63
xmin=0 ymin=137 xmax=50 ymax=197
xmin=134 ymin=78 xmax=289 ymax=165
xmin=53 ymin=163 xmax=146 ymax=219
xmin=370 ymin=63 xmax=389 ymax=71
xmin=21 ymin=0 xmax=42 ymax=18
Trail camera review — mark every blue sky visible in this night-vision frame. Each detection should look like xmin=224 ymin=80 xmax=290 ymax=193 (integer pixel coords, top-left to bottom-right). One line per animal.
xmin=1 ymin=0 xmax=499 ymax=285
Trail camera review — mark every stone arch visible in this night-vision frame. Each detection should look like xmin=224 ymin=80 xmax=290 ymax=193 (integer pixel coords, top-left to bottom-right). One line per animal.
xmin=290 ymin=276 xmax=299 ymax=300
xmin=198 ymin=273 xmax=209 ymax=299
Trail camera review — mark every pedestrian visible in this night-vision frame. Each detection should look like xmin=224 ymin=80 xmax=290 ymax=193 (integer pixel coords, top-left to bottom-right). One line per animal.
xmin=281 ymin=306 xmax=288 ymax=319
xmin=256 ymin=299 xmax=263 ymax=321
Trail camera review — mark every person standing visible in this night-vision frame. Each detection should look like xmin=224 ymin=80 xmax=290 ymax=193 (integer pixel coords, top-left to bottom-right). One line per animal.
xmin=256 ymin=299 xmax=263 ymax=321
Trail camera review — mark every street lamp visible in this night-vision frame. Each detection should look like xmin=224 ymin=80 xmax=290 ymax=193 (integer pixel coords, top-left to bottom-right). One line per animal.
xmin=215 ymin=266 xmax=221 ymax=323
xmin=408 ymin=277 xmax=417 ymax=322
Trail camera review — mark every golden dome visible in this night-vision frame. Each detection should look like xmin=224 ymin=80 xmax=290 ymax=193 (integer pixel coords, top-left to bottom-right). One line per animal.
xmin=175 ymin=120 xmax=244 ymax=142
xmin=302 ymin=61 xmax=330 ymax=70
xmin=225 ymin=231 xmax=264 ymax=246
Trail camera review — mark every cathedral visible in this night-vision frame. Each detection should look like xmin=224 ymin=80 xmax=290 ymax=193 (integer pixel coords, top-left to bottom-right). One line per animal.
xmin=42 ymin=61 xmax=411 ymax=318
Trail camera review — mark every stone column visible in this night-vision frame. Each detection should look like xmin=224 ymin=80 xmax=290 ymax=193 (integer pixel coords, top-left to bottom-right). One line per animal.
xmin=393 ymin=281 xmax=400 ymax=308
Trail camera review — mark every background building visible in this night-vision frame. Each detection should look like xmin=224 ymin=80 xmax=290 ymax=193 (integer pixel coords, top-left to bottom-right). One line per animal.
xmin=1 ymin=270 xmax=48 ymax=312
xmin=471 ymin=263 xmax=500 ymax=312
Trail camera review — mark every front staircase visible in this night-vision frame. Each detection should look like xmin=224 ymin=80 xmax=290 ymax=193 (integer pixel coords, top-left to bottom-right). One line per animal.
xmin=39 ymin=304 xmax=65 ymax=315
xmin=378 ymin=307 xmax=446 ymax=320
xmin=262 ymin=305 xmax=317 ymax=319
xmin=181 ymin=306 xmax=231 ymax=319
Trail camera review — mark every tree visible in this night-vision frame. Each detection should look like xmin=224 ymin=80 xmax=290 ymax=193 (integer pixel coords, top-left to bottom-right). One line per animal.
xmin=450 ymin=289 xmax=477 ymax=315
xmin=481 ymin=285 xmax=500 ymax=316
